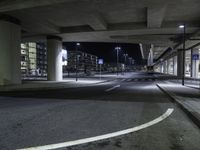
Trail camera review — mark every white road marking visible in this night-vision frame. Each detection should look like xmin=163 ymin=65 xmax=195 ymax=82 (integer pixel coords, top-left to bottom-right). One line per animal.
xmin=105 ymin=85 xmax=120 ymax=92
xmin=121 ymin=79 xmax=126 ymax=82
xmin=18 ymin=108 xmax=174 ymax=150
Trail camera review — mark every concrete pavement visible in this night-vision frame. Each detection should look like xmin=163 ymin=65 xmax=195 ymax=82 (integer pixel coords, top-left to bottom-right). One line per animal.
xmin=0 ymin=72 xmax=200 ymax=150
xmin=157 ymin=81 xmax=200 ymax=129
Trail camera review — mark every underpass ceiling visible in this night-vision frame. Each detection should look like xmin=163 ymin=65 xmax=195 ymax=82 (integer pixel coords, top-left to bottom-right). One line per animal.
xmin=0 ymin=0 xmax=200 ymax=59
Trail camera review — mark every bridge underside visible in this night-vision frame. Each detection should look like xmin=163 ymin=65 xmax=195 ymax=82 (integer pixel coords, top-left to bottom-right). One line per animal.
xmin=0 ymin=0 xmax=200 ymax=84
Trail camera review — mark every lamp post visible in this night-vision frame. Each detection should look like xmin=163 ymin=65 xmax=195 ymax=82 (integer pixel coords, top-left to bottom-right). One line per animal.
xmin=124 ymin=53 xmax=128 ymax=73
xmin=75 ymin=42 xmax=80 ymax=81
xmin=115 ymin=47 xmax=121 ymax=76
xmin=179 ymin=24 xmax=186 ymax=85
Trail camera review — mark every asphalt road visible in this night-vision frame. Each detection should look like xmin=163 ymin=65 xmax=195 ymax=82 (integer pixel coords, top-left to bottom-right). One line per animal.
xmin=0 ymin=72 xmax=200 ymax=150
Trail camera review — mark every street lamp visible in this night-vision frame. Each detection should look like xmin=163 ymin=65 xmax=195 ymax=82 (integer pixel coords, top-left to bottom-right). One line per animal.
xmin=75 ymin=42 xmax=80 ymax=81
xmin=115 ymin=46 xmax=121 ymax=76
xmin=179 ymin=24 xmax=186 ymax=85
xmin=124 ymin=53 xmax=128 ymax=72
xmin=129 ymin=57 xmax=132 ymax=65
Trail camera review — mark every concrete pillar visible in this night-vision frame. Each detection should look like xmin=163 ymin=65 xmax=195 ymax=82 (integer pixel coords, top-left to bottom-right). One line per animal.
xmin=0 ymin=15 xmax=21 ymax=85
xmin=191 ymin=48 xmax=199 ymax=78
xmin=163 ymin=61 xmax=167 ymax=74
xmin=47 ymin=36 xmax=63 ymax=81
xmin=173 ymin=56 xmax=177 ymax=75
xmin=167 ymin=59 xmax=170 ymax=74
xmin=159 ymin=63 xmax=162 ymax=73
xmin=161 ymin=63 xmax=164 ymax=73
xmin=177 ymin=49 xmax=184 ymax=78
xmin=147 ymin=45 xmax=154 ymax=66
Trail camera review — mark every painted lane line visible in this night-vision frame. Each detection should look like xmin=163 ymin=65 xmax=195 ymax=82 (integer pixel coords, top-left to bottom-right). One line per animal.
xmin=121 ymin=79 xmax=126 ymax=82
xmin=105 ymin=85 xmax=120 ymax=92
xmin=18 ymin=108 xmax=174 ymax=150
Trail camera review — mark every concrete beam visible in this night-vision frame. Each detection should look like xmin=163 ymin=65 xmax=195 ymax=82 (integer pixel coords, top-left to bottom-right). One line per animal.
xmin=147 ymin=6 xmax=166 ymax=28
xmin=0 ymin=0 xmax=75 ymax=12
xmin=23 ymin=21 xmax=60 ymax=34
xmin=16 ymin=13 xmax=60 ymax=34
xmin=87 ymin=14 xmax=107 ymax=31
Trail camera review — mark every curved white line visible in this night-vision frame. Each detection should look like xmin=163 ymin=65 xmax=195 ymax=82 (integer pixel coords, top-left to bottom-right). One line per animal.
xmin=105 ymin=85 xmax=120 ymax=92
xmin=18 ymin=108 xmax=174 ymax=150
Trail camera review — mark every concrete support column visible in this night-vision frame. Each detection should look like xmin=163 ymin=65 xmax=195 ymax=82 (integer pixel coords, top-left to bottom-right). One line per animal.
xmin=159 ymin=63 xmax=163 ymax=73
xmin=147 ymin=45 xmax=154 ymax=66
xmin=167 ymin=59 xmax=170 ymax=74
xmin=177 ymin=49 xmax=184 ymax=78
xmin=173 ymin=56 xmax=177 ymax=75
xmin=0 ymin=15 xmax=21 ymax=85
xmin=47 ymin=36 xmax=63 ymax=81
xmin=161 ymin=63 xmax=164 ymax=73
xmin=191 ymin=48 xmax=199 ymax=78
xmin=163 ymin=61 xmax=167 ymax=74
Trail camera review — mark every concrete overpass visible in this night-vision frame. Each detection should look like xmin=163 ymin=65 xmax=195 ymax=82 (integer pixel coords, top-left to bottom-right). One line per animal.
xmin=0 ymin=0 xmax=200 ymax=85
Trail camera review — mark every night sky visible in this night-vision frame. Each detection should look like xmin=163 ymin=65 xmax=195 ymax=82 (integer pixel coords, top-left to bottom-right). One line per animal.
xmin=63 ymin=42 xmax=142 ymax=65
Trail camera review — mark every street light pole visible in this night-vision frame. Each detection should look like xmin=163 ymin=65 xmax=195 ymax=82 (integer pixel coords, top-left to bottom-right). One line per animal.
xmin=179 ymin=24 xmax=186 ymax=85
xmin=115 ymin=47 xmax=121 ymax=76
xmin=183 ymin=24 xmax=186 ymax=86
xmin=75 ymin=43 xmax=80 ymax=82
xmin=124 ymin=53 xmax=128 ymax=73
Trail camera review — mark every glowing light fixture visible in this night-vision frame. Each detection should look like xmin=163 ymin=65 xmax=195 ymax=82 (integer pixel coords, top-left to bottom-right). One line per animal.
xmin=179 ymin=25 xmax=185 ymax=28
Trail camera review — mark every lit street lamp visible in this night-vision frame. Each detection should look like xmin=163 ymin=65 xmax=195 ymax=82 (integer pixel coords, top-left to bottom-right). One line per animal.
xmin=179 ymin=24 xmax=186 ymax=85
xmin=75 ymin=42 xmax=80 ymax=81
xmin=115 ymin=46 xmax=121 ymax=76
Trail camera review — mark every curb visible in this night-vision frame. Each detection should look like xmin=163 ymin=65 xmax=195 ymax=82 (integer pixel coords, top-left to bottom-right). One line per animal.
xmin=156 ymin=83 xmax=200 ymax=129
xmin=0 ymin=79 xmax=114 ymax=92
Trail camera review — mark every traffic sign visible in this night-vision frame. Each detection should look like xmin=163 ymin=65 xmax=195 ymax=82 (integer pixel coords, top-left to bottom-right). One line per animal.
xmin=192 ymin=54 xmax=199 ymax=60
xmin=98 ymin=59 xmax=104 ymax=65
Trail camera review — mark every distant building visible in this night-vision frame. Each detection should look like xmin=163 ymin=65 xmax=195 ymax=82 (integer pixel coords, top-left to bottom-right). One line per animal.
xmin=21 ymin=42 xmax=47 ymax=78
xmin=21 ymin=44 xmax=98 ymax=79
xmin=66 ymin=51 xmax=98 ymax=73
xmin=100 ymin=62 xmax=124 ymax=72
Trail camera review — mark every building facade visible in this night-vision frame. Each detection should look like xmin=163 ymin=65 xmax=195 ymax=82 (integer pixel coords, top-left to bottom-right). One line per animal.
xmin=21 ymin=45 xmax=98 ymax=79
xmin=154 ymin=48 xmax=200 ymax=78
xmin=21 ymin=42 xmax=47 ymax=78
xmin=66 ymin=51 xmax=98 ymax=73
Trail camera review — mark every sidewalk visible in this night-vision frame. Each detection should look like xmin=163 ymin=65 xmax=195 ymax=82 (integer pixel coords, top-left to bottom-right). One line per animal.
xmin=157 ymin=81 xmax=200 ymax=128
xmin=0 ymin=78 xmax=109 ymax=92
xmin=168 ymin=79 xmax=200 ymax=89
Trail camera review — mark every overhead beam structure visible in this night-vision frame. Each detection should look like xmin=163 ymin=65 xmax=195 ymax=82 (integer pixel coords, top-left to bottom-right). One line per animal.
xmin=147 ymin=6 xmax=166 ymax=28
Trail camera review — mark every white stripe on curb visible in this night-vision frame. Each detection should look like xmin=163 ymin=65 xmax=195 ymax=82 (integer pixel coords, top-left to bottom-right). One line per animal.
xmin=18 ymin=108 xmax=174 ymax=150
xmin=105 ymin=85 xmax=120 ymax=92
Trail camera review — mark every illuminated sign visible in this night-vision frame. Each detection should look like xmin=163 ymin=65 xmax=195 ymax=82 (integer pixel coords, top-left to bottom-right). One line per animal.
xmin=98 ymin=59 xmax=103 ymax=65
